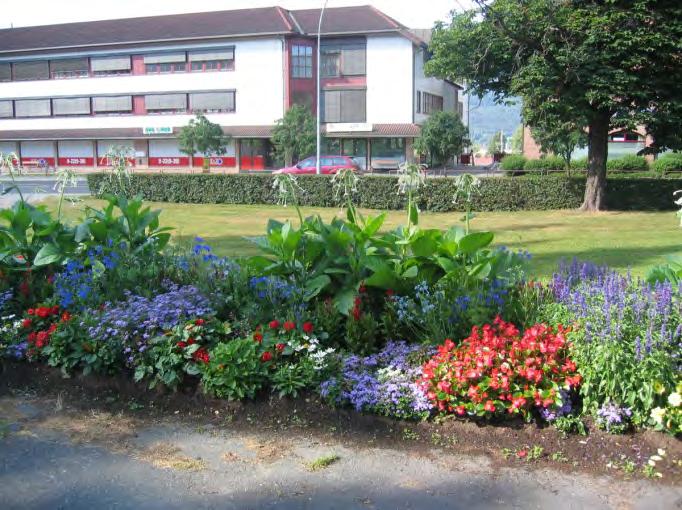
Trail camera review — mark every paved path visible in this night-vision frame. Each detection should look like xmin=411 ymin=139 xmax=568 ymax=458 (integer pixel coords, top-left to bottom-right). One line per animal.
xmin=0 ymin=394 xmax=679 ymax=510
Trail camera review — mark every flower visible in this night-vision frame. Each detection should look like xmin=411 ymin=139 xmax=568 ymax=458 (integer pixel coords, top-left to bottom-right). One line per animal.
xmin=261 ymin=351 xmax=273 ymax=362
xmin=60 ymin=312 xmax=71 ymax=322
xmin=302 ymin=322 xmax=314 ymax=334
xmin=21 ymin=318 xmax=32 ymax=328
xmin=276 ymin=343 xmax=285 ymax=351
xmin=253 ymin=332 xmax=263 ymax=343
xmin=269 ymin=320 xmax=280 ymax=329
xmin=27 ymin=309 xmax=34 ymax=315
xmin=667 ymin=392 xmax=681 ymax=407
xmin=650 ymin=407 xmax=666 ymax=425
xmin=516 ymin=450 xmax=527 ymax=459
xmin=283 ymin=321 xmax=295 ymax=331
xmin=484 ymin=400 xmax=496 ymax=413
xmin=177 ymin=341 xmax=187 ymax=348
xmin=192 ymin=347 xmax=210 ymax=364
xmin=194 ymin=318 xmax=205 ymax=326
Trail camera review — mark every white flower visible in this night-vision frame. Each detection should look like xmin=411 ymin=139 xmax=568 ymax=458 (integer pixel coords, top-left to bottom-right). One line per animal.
xmin=657 ymin=448 xmax=666 ymax=457
xmin=650 ymin=455 xmax=663 ymax=462
xmin=651 ymin=407 xmax=666 ymax=425
xmin=648 ymin=459 xmax=657 ymax=466
xmin=667 ymin=392 xmax=681 ymax=407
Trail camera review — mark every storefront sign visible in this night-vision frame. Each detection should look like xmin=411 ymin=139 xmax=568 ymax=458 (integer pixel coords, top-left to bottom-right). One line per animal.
xmin=192 ymin=156 xmax=236 ymax=167
xmin=143 ymin=127 xmax=173 ymax=135
xmin=20 ymin=157 xmax=55 ymax=167
xmin=326 ymin=123 xmax=373 ymax=133
xmin=58 ymin=157 xmax=94 ymax=166
xmin=149 ymin=156 xmax=190 ymax=167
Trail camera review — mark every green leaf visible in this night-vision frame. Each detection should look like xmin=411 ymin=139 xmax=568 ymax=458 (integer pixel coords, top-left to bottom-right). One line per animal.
xmin=333 ymin=288 xmax=357 ymax=315
xmin=33 ymin=243 xmax=62 ymax=267
xmin=304 ymin=274 xmax=331 ymax=300
xmin=458 ymin=232 xmax=494 ymax=254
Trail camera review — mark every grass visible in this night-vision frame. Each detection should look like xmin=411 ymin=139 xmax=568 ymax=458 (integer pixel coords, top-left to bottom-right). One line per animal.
xmin=306 ymin=453 xmax=340 ymax=471
xmin=45 ymin=197 xmax=681 ymax=277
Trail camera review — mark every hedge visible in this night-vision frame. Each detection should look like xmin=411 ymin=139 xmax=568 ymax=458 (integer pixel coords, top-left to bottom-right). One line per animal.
xmin=87 ymin=173 xmax=682 ymax=211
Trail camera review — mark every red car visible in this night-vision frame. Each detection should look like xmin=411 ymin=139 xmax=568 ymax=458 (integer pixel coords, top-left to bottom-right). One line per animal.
xmin=273 ymin=155 xmax=360 ymax=175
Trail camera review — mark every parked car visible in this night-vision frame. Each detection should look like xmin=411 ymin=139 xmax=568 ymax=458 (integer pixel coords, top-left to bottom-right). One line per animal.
xmin=273 ymin=155 xmax=360 ymax=175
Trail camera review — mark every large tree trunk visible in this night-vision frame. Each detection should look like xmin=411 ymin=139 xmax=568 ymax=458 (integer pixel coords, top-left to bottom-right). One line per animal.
xmin=581 ymin=110 xmax=610 ymax=211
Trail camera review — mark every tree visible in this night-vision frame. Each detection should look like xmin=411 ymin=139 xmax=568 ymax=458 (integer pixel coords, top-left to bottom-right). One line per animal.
xmin=510 ymin=125 xmax=523 ymax=153
xmin=530 ymin=117 xmax=587 ymax=175
xmin=178 ymin=114 xmax=229 ymax=172
xmin=426 ymin=1 xmax=682 ymax=210
xmin=487 ymin=130 xmax=504 ymax=155
xmin=271 ymin=105 xmax=316 ymax=167
xmin=417 ymin=111 xmax=469 ymax=170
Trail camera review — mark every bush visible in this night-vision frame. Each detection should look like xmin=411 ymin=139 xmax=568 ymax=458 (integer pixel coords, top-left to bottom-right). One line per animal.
xmin=201 ymin=338 xmax=267 ymax=400
xmin=499 ymin=154 xmax=527 ymax=176
xmin=524 ymin=156 xmax=565 ymax=173
xmin=651 ymin=153 xmax=682 ymax=176
xmin=570 ymin=158 xmax=588 ymax=172
xmin=419 ymin=317 xmax=580 ymax=419
xmin=606 ymin=155 xmax=648 ymax=172
xmin=88 ymin=172 xmax=682 ymax=212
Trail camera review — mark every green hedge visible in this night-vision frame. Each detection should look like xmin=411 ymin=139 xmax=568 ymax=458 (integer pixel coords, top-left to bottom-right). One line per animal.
xmin=87 ymin=173 xmax=682 ymax=211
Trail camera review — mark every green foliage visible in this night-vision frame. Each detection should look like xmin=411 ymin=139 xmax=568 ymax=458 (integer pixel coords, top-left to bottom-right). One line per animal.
xmin=651 ymin=153 xmax=682 ymax=176
xmin=417 ymin=111 xmax=469 ymax=168
xmin=510 ymin=125 xmax=524 ymax=153
xmin=500 ymin=154 xmax=527 ymax=175
xmin=571 ymin=158 xmax=588 ymax=172
xmin=487 ymin=130 xmax=504 ymax=155
xmin=177 ymin=114 xmax=230 ymax=170
xmin=553 ymin=415 xmax=588 ymax=437
xmin=606 ymin=155 xmax=649 ymax=173
xmin=524 ymin=156 xmax=565 ymax=174
xmin=646 ymin=255 xmax=682 ymax=286
xmin=270 ymin=360 xmax=315 ymax=398
xmin=529 ymin=119 xmax=587 ymax=173
xmin=271 ymin=105 xmax=316 ymax=167
xmin=88 ymin=172 xmax=682 ymax=212
xmin=201 ymin=338 xmax=267 ymax=400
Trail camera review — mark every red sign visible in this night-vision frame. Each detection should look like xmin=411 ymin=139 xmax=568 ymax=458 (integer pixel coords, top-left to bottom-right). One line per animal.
xmin=192 ymin=156 xmax=236 ymax=168
xmin=149 ymin=156 xmax=190 ymax=167
xmin=58 ymin=157 xmax=95 ymax=166
xmin=100 ymin=157 xmax=136 ymax=167
xmin=21 ymin=157 xmax=55 ymax=167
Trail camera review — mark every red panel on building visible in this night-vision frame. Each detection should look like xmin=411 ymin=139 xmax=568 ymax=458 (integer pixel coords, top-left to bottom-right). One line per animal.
xmin=149 ymin=156 xmax=191 ymax=167
xmin=192 ymin=156 xmax=236 ymax=167
xmin=21 ymin=157 xmax=55 ymax=167
xmin=241 ymin=156 xmax=265 ymax=170
xmin=58 ymin=157 xmax=95 ymax=166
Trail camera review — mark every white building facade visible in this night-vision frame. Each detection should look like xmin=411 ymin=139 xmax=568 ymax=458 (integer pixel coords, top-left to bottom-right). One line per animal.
xmin=0 ymin=6 xmax=465 ymax=171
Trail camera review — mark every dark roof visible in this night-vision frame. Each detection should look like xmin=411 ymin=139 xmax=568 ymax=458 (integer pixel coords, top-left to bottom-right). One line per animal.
xmin=322 ymin=123 xmax=421 ymax=137
xmin=0 ymin=126 xmax=273 ymax=140
xmin=0 ymin=5 xmax=411 ymax=55
xmin=290 ymin=5 xmax=403 ymax=35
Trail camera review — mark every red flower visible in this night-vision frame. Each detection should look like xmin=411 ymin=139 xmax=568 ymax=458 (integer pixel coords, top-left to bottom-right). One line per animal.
xmin=386 ymin=289 xmax=394 ymax=297
xmin=276 ymin=343 xmax=285 ymax=351
xmin=36 ymin=307 xmax=50 ymax=319
xmin=253 ymin=332 xmax=263 ymax=343
xmin=22 ymin=318 xmax=32 ymax=329
xmin=261 ymin=351 xmax=273 ymax=362
xmin=484 ymin=400 xmax=496 ymax=413
xmin=61 ymin=312 xmax=71 ymax=322
xmin=269 ymin=320 xmax=280 ymax=329
xmin=358 ymin=284 xmax=367 ymax=294
xmin=35 ymin=331 xmax=49 ymax=348
xmin=177 ymin=341 xmax=187 ymax=349
xmin=194 ymin=318 xmax=205 ymax=326
xmin=187 ymin=338 xmax=196 ymax=345
xmin=27 ymin=308 xmax=34 ymax=316
xmin=283 ymin=321 xmax=295 ymax=332
xmin=516 ymin=450 xmax=527 ymax=459
xmin=47 ymin=323 xmax=57 ymax=334
xmin=51 ymin=306 xmax=59 ymax=315
xmin=27 ymin=332 xmax=37 ymax=343
xmin=192 ymin=347 xmax=210 ymax=364
xmin=302 ymin=322 xmax=314 ymax=334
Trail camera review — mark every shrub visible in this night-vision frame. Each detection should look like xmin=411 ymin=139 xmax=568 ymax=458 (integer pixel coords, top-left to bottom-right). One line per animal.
xmin=88 ymin=172 xmax=682 ymax=211
xmin=499 ymin=154 xmax=527 ymax=176
xmin=651 ymin=153 xmax=682 ymax=176
xmin=419 ymin=317 xmax=581 ymax=419
xmin=524 ymin=156 xmax=565 ymax=173
xmin=571 ymin=157 xmax=588 ymax=172
xmin=606 ymin=155 xmax=649 ymax=172
xmin=201 ymin=338 xmax=267 ymax=400
xmin=545 ymin=260 xmax=681 ymax=425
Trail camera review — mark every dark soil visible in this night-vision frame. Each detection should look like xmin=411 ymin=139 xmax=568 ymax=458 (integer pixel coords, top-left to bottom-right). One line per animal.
xmin=1 ymin=360 xmax=680 ymax=484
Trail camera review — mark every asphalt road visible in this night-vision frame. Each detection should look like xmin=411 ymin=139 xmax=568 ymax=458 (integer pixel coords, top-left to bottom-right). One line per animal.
xmin=1 ymin=394 xmax=680 ymax=510
xmin=0 ymin=177 xmax=90 ymax=196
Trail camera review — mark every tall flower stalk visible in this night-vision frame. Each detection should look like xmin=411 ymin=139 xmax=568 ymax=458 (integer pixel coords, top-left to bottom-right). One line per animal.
xmin=53 ymin=167 xmax=79 ymax=221
xmin=396 ymin=162 xmax=426 ymax=230
xmin=452 ymin=172 xmax=481 ymax=234
xmin=0 ymin=152 xmax=24 ymax=202
xmin=331 ymin=168 xmax=360 ymax=224
xmin=272 ymin=173 xmax=305 ymax=226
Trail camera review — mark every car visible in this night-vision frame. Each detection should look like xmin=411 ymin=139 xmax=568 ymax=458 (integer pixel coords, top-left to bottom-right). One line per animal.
xmin=272 ymin=155 xmax=360 ymax=175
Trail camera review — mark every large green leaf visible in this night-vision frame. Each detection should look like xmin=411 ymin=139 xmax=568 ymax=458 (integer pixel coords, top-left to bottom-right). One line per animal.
xmin=33 ymin=243 xmax=62 ymax=267
xmin=458 ymin=231 xmax=494 ymax=254
xmin=304 ymin=274 xmax=331 ymax=300
xmin=333 ymin=288 xmax=357 ymax=315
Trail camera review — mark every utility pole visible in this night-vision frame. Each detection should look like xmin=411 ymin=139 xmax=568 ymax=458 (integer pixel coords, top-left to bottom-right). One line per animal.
xmin=316 ymin=0 xmax=329 ymax=175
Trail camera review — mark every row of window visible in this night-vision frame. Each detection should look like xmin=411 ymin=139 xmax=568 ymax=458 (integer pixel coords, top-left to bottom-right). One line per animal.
xmin=290 ymin=40 xmax=367 ymax=80
xmin=417 ymin=91 xmax=444 ymax=115
xmin=0 ymin=91 xmax=236 ymax=118
xmin=0 ymin=48 xmax=236 ymax=82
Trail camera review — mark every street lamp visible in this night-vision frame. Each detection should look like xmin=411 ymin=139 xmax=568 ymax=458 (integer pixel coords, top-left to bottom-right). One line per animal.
xmin=316 ymin=0 xmax=329 ymax=175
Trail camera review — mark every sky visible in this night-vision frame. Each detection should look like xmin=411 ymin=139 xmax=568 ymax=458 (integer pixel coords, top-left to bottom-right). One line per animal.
xmin=2 ymin=0 xmax=475 ymax=30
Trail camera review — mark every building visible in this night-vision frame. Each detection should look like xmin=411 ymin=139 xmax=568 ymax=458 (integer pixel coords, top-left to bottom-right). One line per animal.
xmin=0 ymin=5 xmax=466 ymax=172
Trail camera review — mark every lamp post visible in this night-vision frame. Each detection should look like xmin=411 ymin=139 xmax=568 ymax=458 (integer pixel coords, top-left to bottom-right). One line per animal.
xmin=316 ymin=0 xmax=329 ymax=175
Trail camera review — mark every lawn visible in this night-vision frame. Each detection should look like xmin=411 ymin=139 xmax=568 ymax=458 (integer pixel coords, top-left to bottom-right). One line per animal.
xmin=47 ymin=197 xmax=680 ymax=278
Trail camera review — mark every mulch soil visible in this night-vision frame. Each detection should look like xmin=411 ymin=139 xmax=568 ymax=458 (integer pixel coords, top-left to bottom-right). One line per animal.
xmin=1 ymin=360 xmax=680 ymax=484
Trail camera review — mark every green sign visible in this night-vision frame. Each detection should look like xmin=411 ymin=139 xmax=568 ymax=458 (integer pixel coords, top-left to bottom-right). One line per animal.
xmin=143 ymin=127 xmax=173 ymax=135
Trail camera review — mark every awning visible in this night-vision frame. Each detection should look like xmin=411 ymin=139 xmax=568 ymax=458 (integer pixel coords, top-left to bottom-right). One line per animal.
xmin=322 ymin=123 xmax=421 ymax=138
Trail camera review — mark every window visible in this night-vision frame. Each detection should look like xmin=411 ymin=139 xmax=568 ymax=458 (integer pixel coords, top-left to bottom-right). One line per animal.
xmin=51 ymin=58 xmax=89 ymax=79
xmin=422 ymin=92 xmax=443 ymax=114
xmin=92 ymin=95 xmax=133 ymax=114
xmin=0 ymin=63 xmax=11 ymax=82
xmin=416 ymin=91 xmax=421 ymax=113
xmin=15 ymin=99 xmax=51 ymax=117
xmin=144 ymin=53 xmax=187 ymax=74
xmin=321 ymin=40 xmax=366 ymax=77
xmin=298 ymin=158 xmax=315 ymax=169
xmin=91 ymin=56 xmax=131 ymax=76
xmin=145 ymin=93 xmax=187 ymax=114
xmin=0 ymin=100 xmax=13 ymax=118
xmin=323 ymin=89 xmax=366 ymax=123
xmin=189 ymin=48 xmax=234 ymax=72
xmin=52 ymin=97 xmax=91 ymax=116
xmin=189 ymin=91 xmax=235 ymax=113
xmin=13 ymin=61 xmax=50 ymax=81
xmin=291 ymin=45 xmax=312 ymax=78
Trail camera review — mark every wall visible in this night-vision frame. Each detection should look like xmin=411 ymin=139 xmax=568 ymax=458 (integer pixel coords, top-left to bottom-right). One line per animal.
xmin=0 ymin=38 xmax=285 ymax=130
xmin=366 ymin=36 xmax=413 ymax=124
xmin=413 ymin=46 xmax=460 ymax=125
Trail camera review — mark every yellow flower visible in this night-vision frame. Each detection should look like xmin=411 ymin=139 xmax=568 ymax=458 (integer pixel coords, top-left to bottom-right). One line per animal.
xmin=653 ymin=381 xmax=666 ymax=395
xmin=667 ymin=392 xmax=681 ymax=407
xmin=651 ymin=407 xmax=666 ymax=425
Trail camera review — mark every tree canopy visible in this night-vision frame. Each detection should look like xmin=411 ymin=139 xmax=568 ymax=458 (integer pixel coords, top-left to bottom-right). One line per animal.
xmin=416 ymin=111 xmax=469 ymax=169
xmin=271 ymin=105 xmax=316 ymax=167
xmin=426 ymin=0 xmax=682 ymax=210
xmin=178 ymin=114 xmax=229 ymax=170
